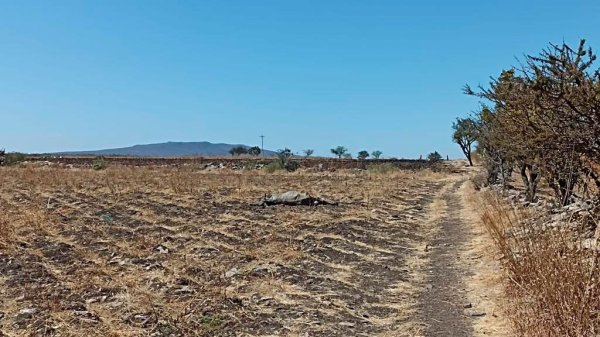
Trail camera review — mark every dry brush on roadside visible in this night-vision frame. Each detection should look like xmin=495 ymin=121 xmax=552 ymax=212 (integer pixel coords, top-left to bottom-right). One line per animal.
xmin=477 ymin=191 xmax=600 ymax=337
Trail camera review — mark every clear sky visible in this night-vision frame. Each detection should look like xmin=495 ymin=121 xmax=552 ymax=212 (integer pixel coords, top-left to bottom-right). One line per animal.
xmin=1 ymin=1 xmax=598 ymax=158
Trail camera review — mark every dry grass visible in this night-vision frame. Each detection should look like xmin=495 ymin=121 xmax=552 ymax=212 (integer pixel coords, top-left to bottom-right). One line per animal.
xmin=478 ymin=192 xmax=600 ymax=337
xmin=460 ymin=182 xmax=511 ymax=337
xmin=0 ymin=165 xmax=448 ymax=336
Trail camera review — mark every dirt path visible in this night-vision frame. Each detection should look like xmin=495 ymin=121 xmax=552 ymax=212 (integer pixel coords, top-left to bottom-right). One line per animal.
xmin=417 ymin=177 xmax=509 ymax=337
xmin=421 ymin=179 xmax=474 ymax=337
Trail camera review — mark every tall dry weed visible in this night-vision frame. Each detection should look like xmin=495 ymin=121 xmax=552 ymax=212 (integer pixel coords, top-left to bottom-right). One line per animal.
xmin=480 ymin=192 xmax=600 ymax=337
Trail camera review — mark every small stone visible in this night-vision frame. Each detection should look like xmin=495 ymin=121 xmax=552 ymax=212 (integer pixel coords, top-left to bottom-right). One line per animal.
xmin=225 ymin=268 xmax=239 ymax=278
xmin=466 ymin=309 xmax=486 ymax=317
xmin=155 ymin=245 xmax=169 ymax=254
xmin=463 ymin=303 xmax=472 ymax=309
xmin=174 ymin=285 xmax=193 ymax=294
xmin=19 ymin=308 xmax=36 ymax=315
xmin=15 ymin=308 xmax=36 ymax=323
xmin=74 ymin=310 xmax=95 ymax=318
xmin=258 ymin=297 xmax=274 ymax=303
xmin=86 ymin=296 xmax=108 ymax=304
xmin=107 ymin=301 xmax=123 ymax=308
xmin=583 ymin=239 xmax=596 ymax=249
xmin=339 ymin=322 xmax=356 ymax=328
xmin=145 ymin=262 xmax=162 ymax=270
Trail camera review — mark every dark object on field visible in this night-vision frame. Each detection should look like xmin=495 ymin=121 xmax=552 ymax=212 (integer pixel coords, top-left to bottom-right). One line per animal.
xmin=0 ymin=149 xmax=5 ymax=166
xmin=258 ymin=191 xmax=338 ymax=206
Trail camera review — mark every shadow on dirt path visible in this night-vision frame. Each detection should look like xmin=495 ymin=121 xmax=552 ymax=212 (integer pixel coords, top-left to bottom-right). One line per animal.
xmin=421 ymin=180 xmax=474 ymax=337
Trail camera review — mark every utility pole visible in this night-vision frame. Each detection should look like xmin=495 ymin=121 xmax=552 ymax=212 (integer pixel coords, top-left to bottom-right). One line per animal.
xmin=260 ymin=135 xmax=265 ymax=157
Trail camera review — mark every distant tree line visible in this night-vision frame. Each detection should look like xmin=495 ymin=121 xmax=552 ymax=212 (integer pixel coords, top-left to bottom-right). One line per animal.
xmin=228 ymin=144 xmax=393 ymax=160
xmin=329 ymin=146 xmax=387 ymax=160
xmin=455 ymin=39 xmax=600 ymax=205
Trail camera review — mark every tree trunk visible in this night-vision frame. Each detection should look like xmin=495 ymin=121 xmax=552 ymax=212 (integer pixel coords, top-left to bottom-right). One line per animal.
xmin=486 ymin=162 xmax=499 ymax=185
xmin=520 ymin=163 xmax=539 ymax=203
xmin=553 ymin=177 xmax=578 ymax=206
xmin=460 ymin=143 xmax=473 ymax=166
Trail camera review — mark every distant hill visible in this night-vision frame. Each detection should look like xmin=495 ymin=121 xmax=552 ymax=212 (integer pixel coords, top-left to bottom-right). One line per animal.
xmin=54 ymin=141 xmax=277 ymax=157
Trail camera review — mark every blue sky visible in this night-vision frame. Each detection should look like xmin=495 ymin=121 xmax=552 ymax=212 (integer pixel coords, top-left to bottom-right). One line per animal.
xmin=1 ymin=1 xmax=598 ymax=158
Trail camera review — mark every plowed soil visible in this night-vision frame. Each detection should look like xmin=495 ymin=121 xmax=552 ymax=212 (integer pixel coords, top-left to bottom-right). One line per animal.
xmin=0 ymin=165 xmax=501 ymax=337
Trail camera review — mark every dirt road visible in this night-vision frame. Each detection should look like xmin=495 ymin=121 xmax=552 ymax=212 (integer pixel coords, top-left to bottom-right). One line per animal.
xmin=419 ymin=177 xmax=509 ymax=337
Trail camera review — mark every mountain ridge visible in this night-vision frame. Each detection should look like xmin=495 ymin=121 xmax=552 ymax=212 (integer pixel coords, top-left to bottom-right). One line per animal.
xmin=53 ymin=141 xmax=277 ymax=157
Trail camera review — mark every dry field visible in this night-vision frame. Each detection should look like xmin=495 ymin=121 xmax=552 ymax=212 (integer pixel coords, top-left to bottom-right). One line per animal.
xmin=0 ymin=164 xmax=499 ymax=337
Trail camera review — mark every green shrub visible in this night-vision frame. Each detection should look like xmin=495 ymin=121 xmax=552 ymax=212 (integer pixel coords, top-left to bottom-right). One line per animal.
xmin=283 ymin=160 xmax=299 ymax=172
xmin=239 ymin=161 xmax=260 ymax=170
xmin=427 ymin=151 xmax=442 ymax=162
xmin=200 ymin=315 xmax=226 ymax=332
xmin=92 ymin=158 xmax=107 ymax=170
xmin=264 ymin=160 xmax=299 ymax=173
xmin=100 ymin=213 xmax=114 ymax=224
xmin=264 ymin=161 xmax=283 ymax=173
xmin=266 ymin=148 xmax=299 ymax=172
xmin=367 ymin=163 xmax=397 ymax=174
xmin=2 ymin=152 xmax=26 ymax=166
